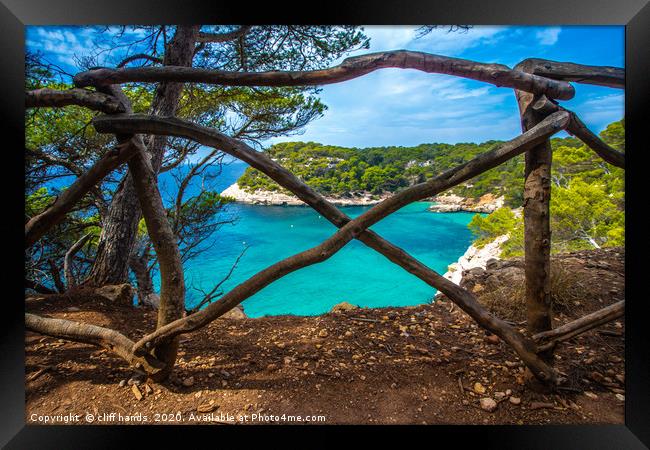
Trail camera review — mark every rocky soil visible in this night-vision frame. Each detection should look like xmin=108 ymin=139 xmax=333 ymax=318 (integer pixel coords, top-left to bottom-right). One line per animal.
xmin=25 ymin=248 xmax=624 ymax=425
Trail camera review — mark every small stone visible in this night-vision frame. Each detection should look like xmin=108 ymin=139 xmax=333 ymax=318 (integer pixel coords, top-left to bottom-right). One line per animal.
xmin=344 ymin=331 xmax=353 ymax=337
xmin=494 ymin=391 xmax=506 ymax=400
xmin=509 ymin=396 xmax=521 ymax=405
xmin=615 ymin=394 xmax=625 ymax=401
xmin=131 ymin=384 xmax=142 ymax=401
xmin=182 ymin=377 xmax=195 ymax=387
xmin=484 ymin=334 xmax=500 ymax=345
xmin=480 ymin=397 xmax=497 ymax=412
xmin=584 ymin=391 xmax=598 ymax=400
xmin=118 ymin=379 xmax=127 ymax=387
xmin=276 ymin=343 xmax=286 ymax=349
xmin=318 ymin=329 xmax=329 ymax=338
xmin=473 ymin=382 xmax=486 ymax=394
xmin=505 ymin=389 xmax=512 ymax=396
xmin=197 ymin=403 xmax=219 ymax=413
xmin=144 ymin=384 xmax=153 ymax=395
xmin=266 ymin=363 xmax=277 ymax=371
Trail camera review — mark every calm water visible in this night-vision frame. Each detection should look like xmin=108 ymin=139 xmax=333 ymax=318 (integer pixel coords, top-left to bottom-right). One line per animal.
xmin=44 ymin=159 xmax=477 ymax=317
xmin=159 ymin=160 xmax=478 ymax=317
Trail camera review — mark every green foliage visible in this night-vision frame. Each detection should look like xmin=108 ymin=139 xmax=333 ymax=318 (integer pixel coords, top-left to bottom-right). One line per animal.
xmin=468 ymin=119 xmax=625 ymax=255
xmin=25 ymin=187 xmax=54 ymax=218
xmin=237 ymin=140 xmax=526 ymax=201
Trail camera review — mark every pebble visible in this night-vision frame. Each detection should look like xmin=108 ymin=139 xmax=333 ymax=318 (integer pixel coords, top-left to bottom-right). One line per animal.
xmin=480 ymin=397 xmax=497 ymax=412
xmin=473 ymin=382 xmax=486 ymax=394
xmin=318 ymin=329 xmax=329 ymax=338
xmin=118 ymin=380 xmax=127 ymax=387
xmin=131 ymin=384 xmax=142 ymax=401
xmin=182 ymin=377 xmax=195 ymax=387
xmin=615 ymin=394 xmax=625 ymax=401
xmin=509 ymin=396 xmax=521 ymax=405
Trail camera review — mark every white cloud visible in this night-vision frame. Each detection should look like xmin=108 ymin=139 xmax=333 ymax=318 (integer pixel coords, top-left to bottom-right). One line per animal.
xmin=535 ymin=27 xmax=561 ymax=46
xmin=574 ymin=93 xmax=624 ymax=129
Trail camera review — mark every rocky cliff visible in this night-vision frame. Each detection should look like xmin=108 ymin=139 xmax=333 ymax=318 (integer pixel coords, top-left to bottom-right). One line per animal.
xmin=428 ymin=193 xmax=505 ymax=213
xmin=221 ymin=183 xmax=391 ymax=206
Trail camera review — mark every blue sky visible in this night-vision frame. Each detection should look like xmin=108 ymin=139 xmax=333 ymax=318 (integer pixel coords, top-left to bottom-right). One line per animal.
xmin=27 ymin=25 xmax=624 ymax=148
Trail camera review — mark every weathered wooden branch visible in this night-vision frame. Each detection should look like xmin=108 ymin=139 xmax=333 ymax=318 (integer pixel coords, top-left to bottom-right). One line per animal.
xmin=533 ymin=301 xmax=625 ymax=352
xmin=25 ymin=88 xmax=126 ymax=114
xmin=95 ymin=85 xmax=187 ymax=381
xmin=196 ymin=26 xmax=251 ymax=43
xmin=25 ymin=313 xmax=164 ymax=373
xmin=74 ymin=50 xmax=575 ymax=100
xmin=532 ymin=96 xmax=625 ymax=168
xmin=519 ymin=58 xmax=624 ymax=89
xmin=64 ymin=234 xmax=92 ymax=290
xmin=108 ymin=111 xmax=569 ymax=384
xmin=25 ymin=140 xmax=141 ymax=248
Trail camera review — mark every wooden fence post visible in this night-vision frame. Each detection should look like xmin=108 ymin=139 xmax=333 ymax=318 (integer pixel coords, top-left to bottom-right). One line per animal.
xmin=514 ymin=61 xmax=554 ymax=360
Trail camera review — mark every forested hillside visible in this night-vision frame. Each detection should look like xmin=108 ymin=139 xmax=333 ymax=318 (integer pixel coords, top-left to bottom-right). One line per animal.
xmin=469 ymin=119 xmax=625 ymax=254
xmin=238 ymin=119 xmax=624 ymax=254
xmin=237 ymin=122 xmax=619 ymax=207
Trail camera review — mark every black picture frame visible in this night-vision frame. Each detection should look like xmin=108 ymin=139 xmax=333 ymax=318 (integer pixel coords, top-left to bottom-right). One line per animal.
xmin=2 ymin=0 xmax=649 ymax=447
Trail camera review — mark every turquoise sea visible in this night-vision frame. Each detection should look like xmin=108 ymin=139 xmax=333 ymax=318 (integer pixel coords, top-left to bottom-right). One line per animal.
xmin=157 ymin=160 xmax=478 ymax=317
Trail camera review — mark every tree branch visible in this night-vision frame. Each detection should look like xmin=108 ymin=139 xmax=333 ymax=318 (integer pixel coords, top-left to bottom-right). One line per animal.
xmin=25 ymin=140 xmax=141 ymax=248
xmin=532 ymin=95 xmax=625 ymax=168
xmin=518 ymin=58 xmax=624 ymax=89
xmin=196 ymin=26 xmax=252 ymax=43
xmin=74 ymin=50 xmax=576 ymax=100
xmin=107 ymin=111 xmax=569 ymax=384
xmin=64 ymin=233 xmax=92 ymax=289
xmin=25 ymin=313 xmax=164 ymax=373
xmin=25 ymin=88 xmax=126 ymax=114
xmin=117 ymin=53 xmax=163 ymax=68
xmin=533 ymin=301 xmax=625 ymax=352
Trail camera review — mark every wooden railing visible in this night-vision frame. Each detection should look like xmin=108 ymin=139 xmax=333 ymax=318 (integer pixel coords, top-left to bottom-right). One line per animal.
xmin=25 ymin=51 xmax=625 ymax=385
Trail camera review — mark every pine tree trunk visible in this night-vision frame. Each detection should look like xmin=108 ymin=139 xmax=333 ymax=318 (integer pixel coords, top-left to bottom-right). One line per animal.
xmin=85 ymin=174 xmax=141 ymax=285
xmin=85 ymin=26 xmax=200 ymax=287
xmin=129 ymin=247 xmax=154 ymax=306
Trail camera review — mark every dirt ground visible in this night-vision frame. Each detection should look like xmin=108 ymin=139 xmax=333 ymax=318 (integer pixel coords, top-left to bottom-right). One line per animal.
xmin=25 ymin=248 xmax=625 ymax=425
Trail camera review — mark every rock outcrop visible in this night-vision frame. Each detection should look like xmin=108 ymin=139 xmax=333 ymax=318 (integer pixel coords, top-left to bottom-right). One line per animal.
xmin=435 ymin=234 xmax=509 ymax=299
xmin=428 ymin=193 xmax=505 ymax=213
xmin=330 ymin=302 xmax=359 ymax=313
xmin=221 ymin=183 xmax=390 ymax=206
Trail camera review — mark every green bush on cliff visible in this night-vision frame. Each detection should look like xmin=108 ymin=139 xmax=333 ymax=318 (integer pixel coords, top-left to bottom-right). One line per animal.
xmin=468 ymin=119 xmax=625 ymax=255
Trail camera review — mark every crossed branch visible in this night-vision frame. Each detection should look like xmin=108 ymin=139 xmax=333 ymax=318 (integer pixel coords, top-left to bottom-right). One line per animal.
xmin=24 ymin=51 xmax=626 ymax=385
